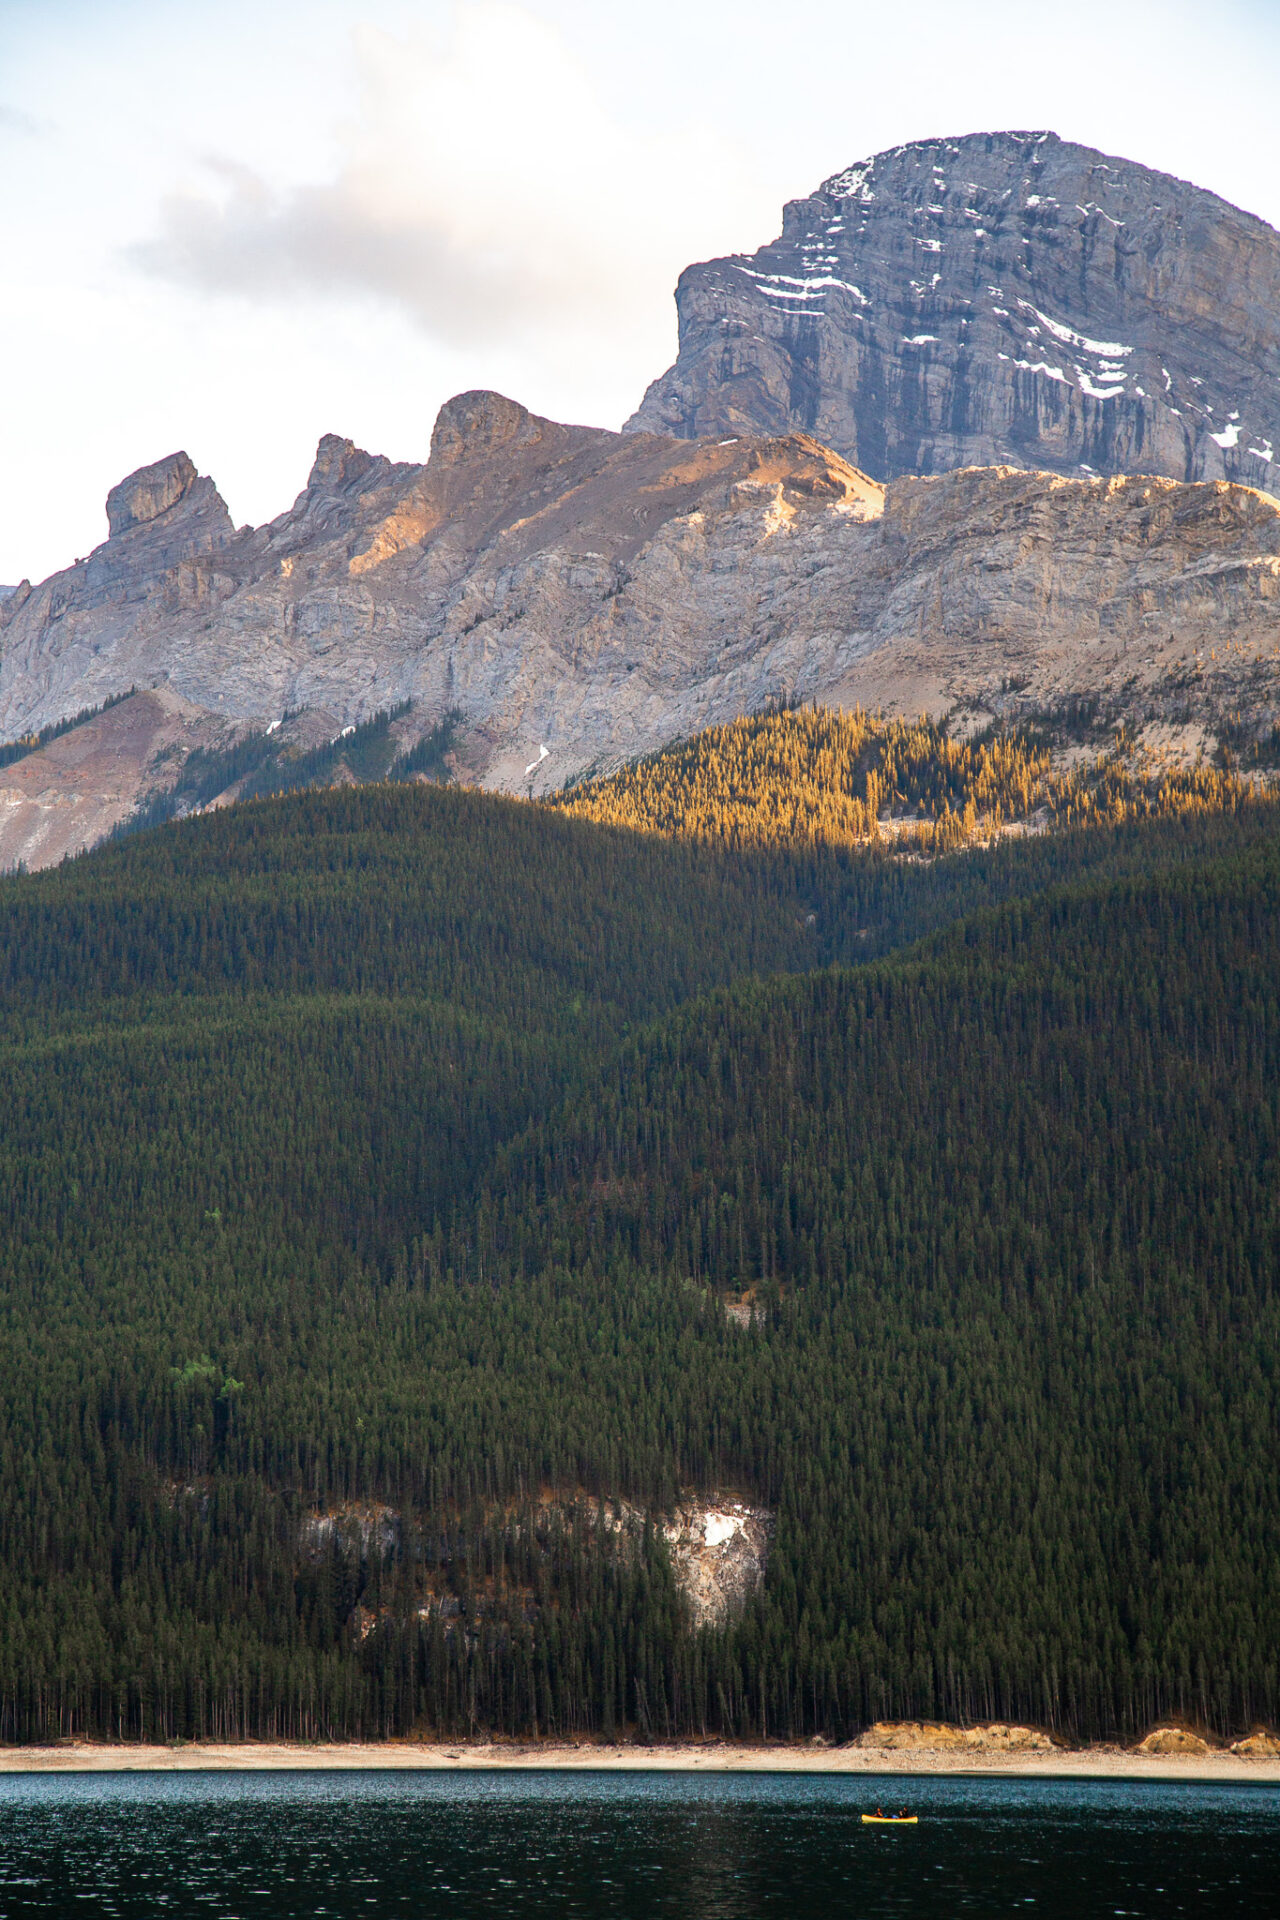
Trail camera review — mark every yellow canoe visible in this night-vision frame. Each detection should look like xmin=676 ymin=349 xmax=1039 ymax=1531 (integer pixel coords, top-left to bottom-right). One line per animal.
xmin=861 ymin=1814 xmax=918 ymax=1825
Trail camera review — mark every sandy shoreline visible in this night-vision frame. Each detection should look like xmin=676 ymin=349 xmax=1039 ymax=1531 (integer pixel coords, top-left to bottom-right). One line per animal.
xmin=0 ymin=1741 xmax=1277 ymax=1782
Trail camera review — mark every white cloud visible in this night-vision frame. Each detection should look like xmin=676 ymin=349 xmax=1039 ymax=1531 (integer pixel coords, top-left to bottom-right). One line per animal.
xmin=135 ymin=4 xmax=776 ymax=397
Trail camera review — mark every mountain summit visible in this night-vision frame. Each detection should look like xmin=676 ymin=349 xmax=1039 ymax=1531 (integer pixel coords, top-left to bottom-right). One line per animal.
xmin=628 ymin=130 xmax=1280 ymax=491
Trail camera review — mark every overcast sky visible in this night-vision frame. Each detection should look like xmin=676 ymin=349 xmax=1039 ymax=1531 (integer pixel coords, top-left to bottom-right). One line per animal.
xmin=2 ymin=0 xmax=1279 ymax=581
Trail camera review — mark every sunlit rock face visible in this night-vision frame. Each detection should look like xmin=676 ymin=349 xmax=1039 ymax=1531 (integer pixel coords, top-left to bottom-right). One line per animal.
xmin=628 ymin=130 xmax=1280 ymax=494
xmin=7 ymin=387 xmax=1280 ymax=871
xmin=106 ymin=452 xmax=206 ymax=535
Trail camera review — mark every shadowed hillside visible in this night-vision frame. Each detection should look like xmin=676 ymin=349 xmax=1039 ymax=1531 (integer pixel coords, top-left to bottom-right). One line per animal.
xmin=0 ymin=781 xmax=1278 ymax=1741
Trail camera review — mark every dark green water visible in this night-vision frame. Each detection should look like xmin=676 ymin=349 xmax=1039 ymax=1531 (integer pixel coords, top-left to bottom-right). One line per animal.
xmin=0 ymin=1771 xmax=1273 ymax=1918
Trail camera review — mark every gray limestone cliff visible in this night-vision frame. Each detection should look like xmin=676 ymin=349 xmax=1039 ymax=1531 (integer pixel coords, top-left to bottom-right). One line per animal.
xmin=5 ymin=388 xmax=1280 ymax=874
xmin=627 ymin=130 xmax=1280 ymax=493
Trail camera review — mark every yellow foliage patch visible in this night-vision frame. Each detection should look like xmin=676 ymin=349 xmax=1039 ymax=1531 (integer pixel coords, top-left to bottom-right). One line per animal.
xmin=553 ymin=708 xmax=1250 ymax=852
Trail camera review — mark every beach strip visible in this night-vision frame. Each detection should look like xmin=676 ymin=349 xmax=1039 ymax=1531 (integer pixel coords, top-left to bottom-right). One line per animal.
xmin=0 ymin=1741 xmax=1277 ymax=1781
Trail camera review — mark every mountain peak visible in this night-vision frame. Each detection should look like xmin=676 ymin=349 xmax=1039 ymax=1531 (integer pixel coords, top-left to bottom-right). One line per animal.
xmin=822 ymin=129 xmax=1059 ymax=201
xmin=306 ymin=435 xmax=380 ymax=492
xmin=106 ymin=452 xmax=201 ymax=537
xmin=429 ymin=391 xmax=548 ymax=467
xmin=628 ymin=131 xmax=1280 ymax=492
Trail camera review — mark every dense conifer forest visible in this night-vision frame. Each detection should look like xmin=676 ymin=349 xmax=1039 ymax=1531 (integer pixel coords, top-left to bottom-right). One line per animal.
xmin=1 ymin=749 xmax=1279 ymax=1746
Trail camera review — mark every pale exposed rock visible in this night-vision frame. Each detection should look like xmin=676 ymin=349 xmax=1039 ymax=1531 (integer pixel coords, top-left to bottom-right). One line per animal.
xmin=1136 ymin=1727 xmax=1212 ymax=1756
xmin=584 ymin=1492 xmax=773 ymax=1627
xmin=855 ymin=1720 xmax=1057 ymax=1752
xmin=662 ymin=1499 xmax=773 ymax=1628
xmin=293 ymin=1489 xmax=769 ymax=1636
xmin=1230 ymin=1731 xmax=1280 ymax=1757
xmin=628 ymin=131 xmax=1280 ymax=498
xmin=301 ymin=1502 xmax=400 ymax=1560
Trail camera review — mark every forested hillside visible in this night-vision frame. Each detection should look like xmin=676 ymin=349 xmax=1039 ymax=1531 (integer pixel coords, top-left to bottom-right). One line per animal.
xmin=0 ymin=778 xmax=1278 ymax=1744
xmin=488 ymin=847 xmax=1280 ymax=1739
xmin=555 ymin=706 xmax=1251 ymax=851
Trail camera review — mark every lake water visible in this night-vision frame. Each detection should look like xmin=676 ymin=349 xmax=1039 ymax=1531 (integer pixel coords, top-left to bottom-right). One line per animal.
xmin=0 ymin=1769 xmax=1273 ymax=1918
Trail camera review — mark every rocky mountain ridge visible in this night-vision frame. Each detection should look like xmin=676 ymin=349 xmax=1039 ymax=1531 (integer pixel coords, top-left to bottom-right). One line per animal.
xmin=629 ymin=131 xmax=1280 ymax=493
xmin=5 ymin=384 xmax=1280 ymax=867
xmin=0 ymin=392 xmax=882 ymax=784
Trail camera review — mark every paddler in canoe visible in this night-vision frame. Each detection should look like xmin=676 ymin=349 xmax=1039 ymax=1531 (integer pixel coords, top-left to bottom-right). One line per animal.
xmin=861 ymin=1806 xmax=919 ymax=1824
